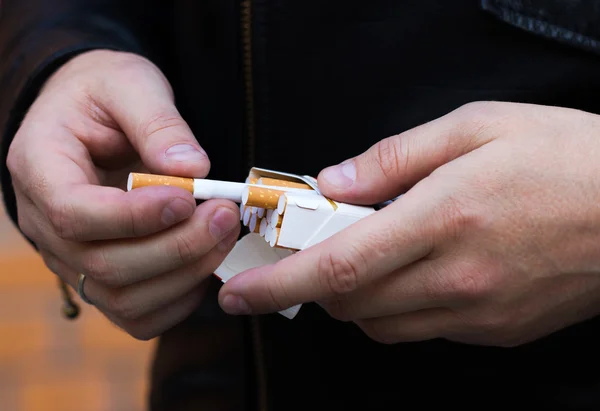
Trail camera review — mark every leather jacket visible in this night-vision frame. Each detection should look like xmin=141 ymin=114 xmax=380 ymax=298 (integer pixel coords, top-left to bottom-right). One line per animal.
xmin=2 ymin=1 xmax=600 ymax=410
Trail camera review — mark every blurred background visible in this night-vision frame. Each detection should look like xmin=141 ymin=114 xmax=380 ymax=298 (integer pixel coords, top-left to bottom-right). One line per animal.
xmin=0 ymin=191 xmax=155 ymax=411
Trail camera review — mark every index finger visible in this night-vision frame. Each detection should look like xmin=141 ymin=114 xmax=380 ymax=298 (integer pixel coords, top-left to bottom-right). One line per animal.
xmin=218 ymin=184 xmax=441 ymax=315
xmin=12 ymin=126 xmax=196 ymax=242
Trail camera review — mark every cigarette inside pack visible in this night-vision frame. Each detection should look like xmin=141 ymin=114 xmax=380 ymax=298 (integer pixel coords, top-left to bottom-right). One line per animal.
xmin=238 ymin=170 xmax=314 ymax=250
xmin=237 ymin=167 xmax=375 ymax=252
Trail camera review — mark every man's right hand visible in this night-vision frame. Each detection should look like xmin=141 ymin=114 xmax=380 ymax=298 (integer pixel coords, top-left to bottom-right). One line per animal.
xmin=6 ymin=50 xmax=241 ymax=340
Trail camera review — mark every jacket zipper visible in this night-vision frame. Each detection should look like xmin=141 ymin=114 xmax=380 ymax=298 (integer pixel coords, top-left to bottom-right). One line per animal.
xmin=241 ymin=0 xmax=256 ymax=171
xmin=241 ymin=1 xmax=268 ymax=411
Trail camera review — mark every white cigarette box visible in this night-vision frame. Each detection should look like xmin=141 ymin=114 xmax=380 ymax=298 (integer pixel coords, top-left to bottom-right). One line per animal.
xmin=215 ymin=168 xmax=377 ymax=319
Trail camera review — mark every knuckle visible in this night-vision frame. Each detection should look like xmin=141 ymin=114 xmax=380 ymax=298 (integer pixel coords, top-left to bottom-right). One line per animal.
xmin=448 ymin=270 xmax=494 ymax=302
xmin=456 ymin=101 xmax=488 ymax=115
xmin=169 ymin=232 xmax=201 ymax=265
xmin=80 ymin=250 xmax=122 ymax=286
xmin=47 ymin=199 xmax=80 ymax=240
xmin=113 ymin=200 xmax=150 ymax=239
xmin=106 ymin=291 xmax=141 ymax=321
xmin=118 ymin=205 xmax=139 ymax=238
xmin=424 ymin=260 xmax=496 ymax=304
xmin=317 ymin=250 xmax=364 ymax=296
xmin=265 ymin=271 xmax=292 ymax=311
xmin=456 ymin=101 xmax=496 ymax=121
xmin=112 ymin=55 xmax=163 ymax=85
xmin=138 ymin=111 xmax=186 ymax=141
xmin=437 ymin=194 xmax=466 ymax=236
xmin=454 ymin=101 xmax=505 ymax=139
xmin=433 ymin=193 xmax=484 ymax=241
xmin=373 ymin=136 xmax=405 ymax=181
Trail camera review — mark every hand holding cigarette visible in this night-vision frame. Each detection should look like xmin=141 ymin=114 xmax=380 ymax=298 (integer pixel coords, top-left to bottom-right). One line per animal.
xmin=6 ymin=50 xmax=240 ymax=340
xmin=218 ymin=102 xmax=600 ymax=347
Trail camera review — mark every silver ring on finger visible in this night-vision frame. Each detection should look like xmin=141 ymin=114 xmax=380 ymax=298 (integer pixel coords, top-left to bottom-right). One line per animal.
xmin=77 ymin=273 xmax=93 ymax=305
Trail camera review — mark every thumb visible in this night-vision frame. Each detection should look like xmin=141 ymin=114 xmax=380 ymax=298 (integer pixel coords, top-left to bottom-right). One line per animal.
xmin=100 ymin=56 xmax=210 ymax=178
xmin=316 ymin=102 xmax=498 ymax=204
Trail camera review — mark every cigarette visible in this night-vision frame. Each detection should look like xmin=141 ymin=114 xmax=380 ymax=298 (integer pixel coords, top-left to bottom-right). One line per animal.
xmin=128 ymin=173 xmax=194 ymax=193
xmin=239 ymin=203 xmax=246 ymax=221
xmin=266 ymin=209 xmax=274 ymax=221
xmin=259 ymin=218 xmax=268 ymax=237
xmin=257 ymin=177 xmax=311 ymax=190
xmin=128 ymin=172 xmax=314 ymax=203
xmin=249 ymin=214 xmax=261 ymax=233
xmin=242 ymin=186 xmax=284 ymax=209
xmin=270 ymin=212 xmax=283 ymax=228
xmin=257 ymin=207 xmax=266 ymax=218
xmin=242 ymin=207 xmax=252 ymax=226
xmin=245 ymin=176 xmax=259 ymax=184
xmin=277 ymin=194 xmax=287 ymax=215
xmin=268 ymin=226 xmax=281 ymax=247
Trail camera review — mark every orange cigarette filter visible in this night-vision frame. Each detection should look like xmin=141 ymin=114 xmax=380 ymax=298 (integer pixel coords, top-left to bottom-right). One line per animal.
xmin=243 ymin=186 xmax=284 ymax=209
xmin=257 ymin=177 xmax=312 ymax=190
xmin=270 ymin=212 xmax=283 ymax=228
xmin=129 ymin=173 xmax=194 ymax=193
xmin=268 ymin=227 xmax=282 ymax=247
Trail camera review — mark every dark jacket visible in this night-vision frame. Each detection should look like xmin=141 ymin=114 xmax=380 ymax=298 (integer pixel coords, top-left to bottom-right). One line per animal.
xmin=2 ymin=1 xmax=600 ymax=410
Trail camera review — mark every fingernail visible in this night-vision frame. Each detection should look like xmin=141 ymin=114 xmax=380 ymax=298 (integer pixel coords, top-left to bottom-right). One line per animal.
xmin=165 ymin=144 xmax=207 ymax=162
xmin=321 ymin=160 xmax=356 ymax=189
xmin=210 ymin=208 xmax=239 ymax=240
xmin=221 ymin=294 xmax=251 ymax=315
xmin=162 ymin=198 xmax=194 ymax=225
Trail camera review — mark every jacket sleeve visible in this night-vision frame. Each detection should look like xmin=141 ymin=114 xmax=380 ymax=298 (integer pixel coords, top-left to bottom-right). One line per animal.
xmin=0 ymin=0 xmax=167 ymax=236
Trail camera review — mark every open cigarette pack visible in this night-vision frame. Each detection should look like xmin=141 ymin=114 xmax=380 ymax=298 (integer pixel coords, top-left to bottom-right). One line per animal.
xmin=213 ymin=168 xmax=377 ymax=319
xmin=127 ymin=167 xmax=382 ymax=319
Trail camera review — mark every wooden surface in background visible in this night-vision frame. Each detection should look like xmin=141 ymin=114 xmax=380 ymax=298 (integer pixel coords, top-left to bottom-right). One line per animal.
xmin=0 ymin=202 xmax=155 ymax=411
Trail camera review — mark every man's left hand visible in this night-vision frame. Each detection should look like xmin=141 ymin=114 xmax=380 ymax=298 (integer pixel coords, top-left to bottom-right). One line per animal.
xmin=218 ymin=101 xmax=600 ymax=347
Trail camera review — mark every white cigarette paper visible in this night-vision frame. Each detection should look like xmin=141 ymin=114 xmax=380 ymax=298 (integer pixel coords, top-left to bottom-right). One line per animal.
xmin=249 ymin=214 xmax=260 ymax=233
xmin=127 ymin=173 xmax=317 ymax=203
xmin=243 ymin=207 xmax=252 ymax=226
xmin=259 ymin=218 xmax=268 ymax=237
